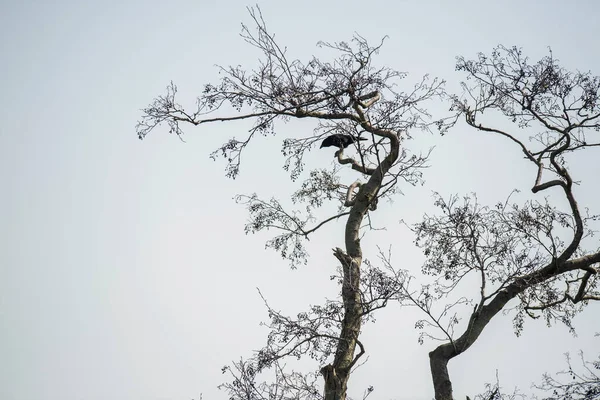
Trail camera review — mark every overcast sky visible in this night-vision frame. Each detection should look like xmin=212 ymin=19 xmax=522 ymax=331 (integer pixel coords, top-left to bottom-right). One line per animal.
xmin=1 ymin=1 xmax=599 ymax=399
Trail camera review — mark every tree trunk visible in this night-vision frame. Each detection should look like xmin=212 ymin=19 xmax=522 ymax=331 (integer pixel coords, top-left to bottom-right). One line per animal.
xmin=321 ymin=122 xmax=400 ymax=400
xmin=428 ymin=253 xmax=600 ymax=400
xmin=324 ymin=248 xmax=363 ymax=400
xmin=429 ymin=347 xmax=454 ymax=400
xmin=321 ymin=364 xmax=348 ymax=400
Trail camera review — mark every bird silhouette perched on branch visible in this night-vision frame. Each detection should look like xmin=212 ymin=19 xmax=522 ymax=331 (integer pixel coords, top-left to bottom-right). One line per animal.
xmin=320 ymin=134 xmax=367 ymax=149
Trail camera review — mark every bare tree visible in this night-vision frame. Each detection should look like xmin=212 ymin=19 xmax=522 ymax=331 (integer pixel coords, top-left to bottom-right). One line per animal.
xmin=405 ymin=45 xmax=600 ymax=399
xmin=137 ymin=7 xmax=449 ymax=400
xmin=136 ymin=9 xmax=600 ymax=400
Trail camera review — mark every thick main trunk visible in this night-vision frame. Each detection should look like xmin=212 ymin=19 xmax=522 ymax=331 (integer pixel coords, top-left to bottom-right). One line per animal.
xmin=429 ymin=286 xmax=518 ymax=400
xmin=429 ymin=252 xmax=600 ymax=399
xmin=324 ymin=249 xmax=362 ymax=400
xmin=429 ymin=349 xmax=453 ymax=400
xmin=320 ymin=125 xmax=401 ymax=400
xmin=321 ymin=364 xmax=349 ymax=400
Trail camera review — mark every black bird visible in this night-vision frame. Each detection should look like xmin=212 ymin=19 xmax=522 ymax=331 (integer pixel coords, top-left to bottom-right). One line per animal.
xmin=320 ymin=134 xmax=367 ymax=149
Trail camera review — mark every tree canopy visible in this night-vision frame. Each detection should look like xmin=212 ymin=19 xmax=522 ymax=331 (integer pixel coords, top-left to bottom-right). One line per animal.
xmin=137 ymin=8 xmax=600 ymax=400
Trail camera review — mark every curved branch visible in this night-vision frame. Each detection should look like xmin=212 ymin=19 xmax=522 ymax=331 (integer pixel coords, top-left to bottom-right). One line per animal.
xmin=333 ymin=148 xmax=375 ymax=175
xmin=344 ymin=181 xmax=363 ymax=207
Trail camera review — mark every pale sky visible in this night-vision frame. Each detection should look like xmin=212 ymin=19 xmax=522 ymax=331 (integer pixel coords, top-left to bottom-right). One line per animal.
xmin=1 ymin=1 xmax=599 ymax=400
